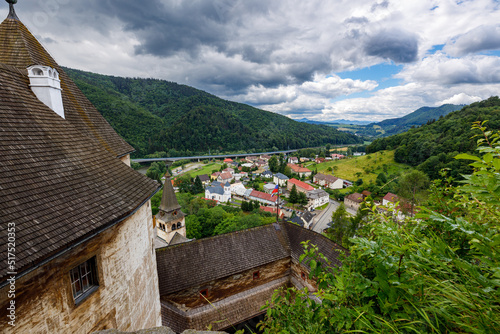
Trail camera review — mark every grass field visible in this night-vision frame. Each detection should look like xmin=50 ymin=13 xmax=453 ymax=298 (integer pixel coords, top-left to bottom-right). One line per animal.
xmin=185 ymin=162 xmax=223 ymax=177
xmin=311 ymin=150 xmax=410 ymax=184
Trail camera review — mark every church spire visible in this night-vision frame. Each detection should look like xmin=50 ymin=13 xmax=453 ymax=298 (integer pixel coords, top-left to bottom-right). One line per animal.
xmin=6 ymin=0 xmax=19 ymax=20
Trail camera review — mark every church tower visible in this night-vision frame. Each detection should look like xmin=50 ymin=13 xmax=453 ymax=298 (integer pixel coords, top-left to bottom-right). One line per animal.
xmin=155 ymin=175 xmax=187 ymax=244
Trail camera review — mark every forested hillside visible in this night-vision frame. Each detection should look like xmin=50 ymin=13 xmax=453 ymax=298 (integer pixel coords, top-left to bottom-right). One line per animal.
xmin=367 ymin=104 xmax=463 ymax=136
xmin=64 ymin=68 xmax=362 ymax=157
xmin=367 ymin=96 xmax=500 ymax=179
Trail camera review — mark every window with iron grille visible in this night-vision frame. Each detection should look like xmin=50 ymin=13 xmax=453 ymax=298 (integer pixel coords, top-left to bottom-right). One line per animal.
xmin=70 ymin=257 xmax=99 ymax=304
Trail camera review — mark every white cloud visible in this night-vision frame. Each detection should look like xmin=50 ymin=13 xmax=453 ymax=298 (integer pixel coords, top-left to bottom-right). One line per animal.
xmin=396 ymin=53 xmax=500 ymax=85
xmin=438 ymin=93 xmax=482 ymax=105
xmin=2 ymin=0 xmax=500 ymax=123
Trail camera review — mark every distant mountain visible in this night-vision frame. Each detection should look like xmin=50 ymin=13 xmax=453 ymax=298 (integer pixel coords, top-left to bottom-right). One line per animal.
xmin=367 ymin=104 xmax=464 ymax=136
xmin=64 ymin=68 xmax=363 ymax=157
xmin=367 ymin=97 xmax=500 ymax=180
xmin=296 ymin=118 xmax=372 ymax=125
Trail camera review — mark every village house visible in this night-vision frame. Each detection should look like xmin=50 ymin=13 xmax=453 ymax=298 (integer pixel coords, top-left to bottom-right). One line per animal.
xmin=222 ymin=167 xmax=235 ymax=175
xmin=315 ymin=157 xmax=325 ymax=164
xmin=262 ymin=170 xmax=273 ymax=179
xmin=230 ymin=182 xmax=248 ymax=197
xmin=223 ymin=158 xmax=233 ymax=163
xmin=0 ymin=3 xmax=162 ymax=332
xmin=331 ymin=153 xmax=346 ymax=160
xmin=260 ymin=154 xmax=272 ymax=161
xmin=211 ymin=171 xmax=221 ymax=180
xmin=306 ymin=189 xmax=330 ymax=209
xmin=217 ymin=172 xmax=234 ymax=183
xmin=197 ymin=174 xmax=211 ymax=187
xmin=274 ymin=172 xmax=289 ymax=186
xmin=383 ymin=192 xmax=399 ymax=206
xmin=313 ymin=173 xmax=344 ymax=189
xmin=205 ymin=182 xmax=232 ymax=203
xmin=288 ymin=156 xmax=299 ymax=164
xmin=287 ymin=178 xmax=315 ymax=194
xmin=287 ymin=163 xmax=312 ymax=177
xmin=248 ymin=189 xmax=278 ymax=205
xmin=344 ymin=193 xmax=364 ymax=211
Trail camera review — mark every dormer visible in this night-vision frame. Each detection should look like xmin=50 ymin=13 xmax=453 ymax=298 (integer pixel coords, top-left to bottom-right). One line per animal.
xmin=27 ymin=65 xmax=65 ymax=118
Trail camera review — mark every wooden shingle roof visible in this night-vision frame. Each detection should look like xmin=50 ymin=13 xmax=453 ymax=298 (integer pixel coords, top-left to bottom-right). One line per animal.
xmin=0 ymin=14 xmax=133 ymax=157
xmin=0 ymin=62 xmax=160 ymax=284
xmin=156 ymin=222 xmax=347 ymax=296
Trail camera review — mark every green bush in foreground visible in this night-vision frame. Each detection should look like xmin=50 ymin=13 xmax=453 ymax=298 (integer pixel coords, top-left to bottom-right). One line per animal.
xmin=260 ymin=122 xmax=500 ymax=333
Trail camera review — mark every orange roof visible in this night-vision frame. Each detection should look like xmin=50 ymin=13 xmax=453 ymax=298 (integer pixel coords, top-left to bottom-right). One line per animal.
xmin=289 ymin=178 xmax=314 ymax=191
xmin=224 ymin=158 xmax=233 ymax=163
xmin=250 ymin=190 xmax=277 ymax=203
xmin=383 ymin=192 xmax=399 ymax=203
xmin=287 ymin=163 xmax=311 ymax=173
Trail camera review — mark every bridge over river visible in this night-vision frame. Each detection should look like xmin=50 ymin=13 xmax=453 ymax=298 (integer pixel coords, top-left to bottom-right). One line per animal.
xmin=131 ymin=150 xmax=298 ymax=163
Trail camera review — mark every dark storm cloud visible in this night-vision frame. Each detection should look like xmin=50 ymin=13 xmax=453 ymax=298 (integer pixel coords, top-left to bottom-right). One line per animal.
xmin=364 ymin=29 xmax=419 ymax=63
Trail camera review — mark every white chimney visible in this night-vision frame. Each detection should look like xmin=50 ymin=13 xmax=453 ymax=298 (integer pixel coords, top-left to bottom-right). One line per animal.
xmin=27 ymin=65 xmax=65 ymax=118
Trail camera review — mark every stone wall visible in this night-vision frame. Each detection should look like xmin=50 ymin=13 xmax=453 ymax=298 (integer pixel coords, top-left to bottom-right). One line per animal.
xmin=0 ymin=202 xmax=161 ymax=333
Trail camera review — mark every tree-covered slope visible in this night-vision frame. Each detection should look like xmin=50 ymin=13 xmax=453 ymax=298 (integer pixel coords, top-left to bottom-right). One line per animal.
xmin=64 ymin=67 xmax=363 ymax=157
xmin=371 ymin=104 xmax=463 ymax=136
xmin=367 ymin=96 xmax=500 ymax=179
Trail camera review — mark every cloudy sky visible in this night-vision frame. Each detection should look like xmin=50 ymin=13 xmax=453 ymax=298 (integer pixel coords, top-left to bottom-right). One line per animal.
xmin=4 ymin=0 xmax=500 ymax=122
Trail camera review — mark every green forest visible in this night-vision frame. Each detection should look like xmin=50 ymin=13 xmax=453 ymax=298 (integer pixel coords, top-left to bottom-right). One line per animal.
xmin=366 ymin=96 xmax=500 ymax=180
xmin=64 ymin=68 xmax=362 ymax=158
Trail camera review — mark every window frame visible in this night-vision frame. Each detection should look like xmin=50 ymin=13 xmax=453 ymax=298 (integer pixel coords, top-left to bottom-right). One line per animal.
xmin=70 ymin=257 xmax=99 ymax=305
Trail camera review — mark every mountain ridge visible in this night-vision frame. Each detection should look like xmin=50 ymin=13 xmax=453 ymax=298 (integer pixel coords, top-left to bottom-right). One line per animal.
xmin=64 ymin=67 xmax=363 ymax=157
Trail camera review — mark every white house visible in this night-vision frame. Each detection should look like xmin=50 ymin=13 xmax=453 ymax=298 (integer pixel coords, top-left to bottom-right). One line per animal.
xmin=205 ymin=182 xmax=231 ymax=203
xmin=306 ymin=189 xmax=329 ymax=209
xmin=273 ymin=173 xmax=289 ymax=186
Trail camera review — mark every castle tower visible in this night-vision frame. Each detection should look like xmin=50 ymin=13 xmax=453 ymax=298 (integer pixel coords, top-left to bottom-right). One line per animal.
xmin=155 ymin=176 xmax=187 ymax=244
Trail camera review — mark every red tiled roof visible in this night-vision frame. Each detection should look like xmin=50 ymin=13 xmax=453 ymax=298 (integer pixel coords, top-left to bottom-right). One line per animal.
xmin=224 ymin=158 xmax=233 ymax=163
xmin=289 ymin=178 xmax=314 ymax=191
xmin=288 ymin=163 xmax=311 ymax=173
xmin=250 ymin=190 xmax=277 ymax=203
xmin=383 ymin=192 xmax=399 ymax=203
xmin=346 ymin=193 xmax=364 ymax=203
xmin=219 ymin=172 xmax=232 ymax=180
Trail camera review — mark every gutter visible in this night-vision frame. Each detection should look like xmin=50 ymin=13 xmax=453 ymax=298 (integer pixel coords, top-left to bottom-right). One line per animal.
xmin=0 ymin=185 xmax=161 ymax=289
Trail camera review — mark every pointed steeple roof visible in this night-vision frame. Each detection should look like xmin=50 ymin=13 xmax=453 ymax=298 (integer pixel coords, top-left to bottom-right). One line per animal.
xmin=0 ymin=2 xmax=134 ymax=157
xmin=159 ymin=177 xmax=182 ymax=213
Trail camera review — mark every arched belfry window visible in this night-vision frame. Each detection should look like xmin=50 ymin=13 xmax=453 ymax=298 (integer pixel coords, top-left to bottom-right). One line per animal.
xmin=32 ymin=68 xmax=43 ymax=76
xmin=172 ymin=224 xmax=177 ymax=231
xmin=177 ymin=222 xmax=182 ymax=229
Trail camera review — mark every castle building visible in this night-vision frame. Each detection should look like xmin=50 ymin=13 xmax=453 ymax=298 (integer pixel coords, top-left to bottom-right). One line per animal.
xmin=0 ymin=2 xmax=162 ymax=333
xmin=155 ymin=177 xmax=188 ymax=246
xmin=156 ymin=222 xmax=346 ymax=333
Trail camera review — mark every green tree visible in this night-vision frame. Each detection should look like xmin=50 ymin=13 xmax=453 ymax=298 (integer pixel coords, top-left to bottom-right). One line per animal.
xmin=146 ymin=162 xmax=167 ymax=183
xmin=376 ymin=172 xmax=388 ymax=186
xmin=268 ymin=155 xmax=279 ymax=173
xmin=191 ymin=175 xmax=204 ymax=194
xmin=289 ymin=184 xmax=299 ymax=205
xmin=397 ymin=169 xmax=430 ymax=216
xmin=298 ymin=191 xmax=308 ymax=206
xmin=326 ymin=203 xmax=351 ymax=246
